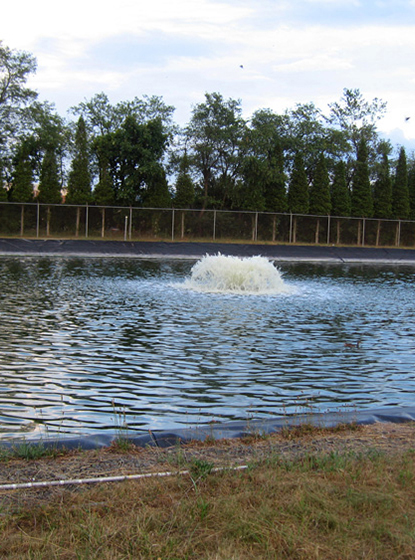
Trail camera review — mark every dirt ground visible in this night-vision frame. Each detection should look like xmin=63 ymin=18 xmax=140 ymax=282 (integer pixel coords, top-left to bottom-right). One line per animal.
xmin=1 ymin=422 xmax=415 ymax=511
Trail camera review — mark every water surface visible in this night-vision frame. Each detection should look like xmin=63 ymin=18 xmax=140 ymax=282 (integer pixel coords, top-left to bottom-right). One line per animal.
xmin=0 ymin=256 xmax=414 ymax=439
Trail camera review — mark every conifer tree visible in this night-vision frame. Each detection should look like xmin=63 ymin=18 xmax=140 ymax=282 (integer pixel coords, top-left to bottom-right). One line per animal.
xmin=174 ymin=156 xmax=195 ymax=239
xmin=309 ymin=153 xmax=331 ymax=243
xmin=38 ymin=148 xmax=61 ymax=204
xmin=351 ymin=137 xmax=373 ymax=218
xmin=331 ymin=161 xmax=351 ymax=217
xmin=0 ymin=166 xmax=8 ymax=201
xmin=288 ymin=152 xmax=309 ymax=242
xmin=264 ymin=142 xmax=287 ymax=213
xmin=373 ymin=151 xmax=392 ymax=219
xmin=331 ymin=161 xmax=351 ymax=245
xmin=38 ymin=147 xmax=61 ymax=235
xmin=93 ymin=165 xmax=115 ymax=237
xmin=408 ymin=162 xmax=415 ymax=219
xmin=288 ymin=152 xmax=309 ymax=214
xmin=392 ymin=147 xmax=410 ymax=219
xmin=10 ymin=147 xmax=34 ymax=236
xmin=10 ymin=155 xmax=33 ymax=203
xmin=66 ymin=117 xmax=91 ymax=236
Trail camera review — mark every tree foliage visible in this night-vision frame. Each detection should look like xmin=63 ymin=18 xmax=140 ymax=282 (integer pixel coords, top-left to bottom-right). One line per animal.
xmin=66 ymin=117 xmax=91 ymax=204
xmin=351 ymin=137 xmax=373 ymax=218
xmin=392 ymin=147 xmax=410 ymax=219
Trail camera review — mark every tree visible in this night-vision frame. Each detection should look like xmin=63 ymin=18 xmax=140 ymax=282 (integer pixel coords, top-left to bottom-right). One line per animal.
xmin=93 ymin=164 xmax=115 ymax=238
xmin=184 ymin=92 xmax=247 ymax=210
xmin=331 ymin=161 xmax=351 ymax=244
xmin=174 ymin=155 xmax=195 ymax=239
xmin=100 ymin=115 xmax=168 ymax=205
xmin=373 ymin=147 xmax=392 ymax=245
xmin=328 ymin=88 xmax=387 ymax=172
xmin=351 ymin=137 xmax=373 ymax=218
xmin=66 ymin=117 xmax=91 ymax=236
xmin=288 ymin=152 xmax=309 ymax=243
xmin=0 ymin=42 xmax=37 ymax=171
xmin=10 ymin=143 xmax=34 ymax=235
xmin=38 ymin=147 xmax=61 ymax=235
xmin=392 ymin=147 xmax=410 ymax=219
xmin=351 ymin=137 xmax=373 ymax=245
xmin=408 ymin=160 xmax=415 ymax=219
xmin=309 ymin=154 xmax=331 ymax=243
xmin=238 ymin=156 xmax=266 ymax=240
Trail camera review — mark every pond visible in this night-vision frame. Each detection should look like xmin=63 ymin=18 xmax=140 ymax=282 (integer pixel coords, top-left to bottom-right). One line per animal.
xmin=0 ymin=255 xmax=415 ymax=440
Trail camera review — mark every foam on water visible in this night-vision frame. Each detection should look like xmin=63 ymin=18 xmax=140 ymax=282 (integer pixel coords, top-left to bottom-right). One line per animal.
xmin=181 ymin=253 xmax=290 ymax=294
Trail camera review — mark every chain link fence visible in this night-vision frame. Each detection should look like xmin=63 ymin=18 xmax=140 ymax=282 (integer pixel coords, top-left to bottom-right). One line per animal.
xmin=1 ymin=202 xmax=415 ymax=247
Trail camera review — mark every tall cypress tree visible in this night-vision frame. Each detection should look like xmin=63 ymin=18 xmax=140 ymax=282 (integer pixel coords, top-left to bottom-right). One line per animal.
xmin=331 ymin=161 xmax=351 ymax=217
xmin=66 ymin=117 xmax=91 ymax=237
xmin=38 ymin=148 xmax=61 ymax=204
xmin=331 ymin=161 xmax=351 ymax=245
xmin=288 ymin=152 xmax=309 ymax=243
xmin=351 ymin=137 xmax=373 ymax=218
xmin=309 ymin=154 xmax=331 ymax=215
xmin=93 ymin=164 xmax=115 ymax=238
xmin=392 ymin=147 xmax=410 ymax=219
xmin=66 ymin=117 xmax=91 ymax=205
xmin=408 ymin=162 xmax=415 ymax=219
xmin=373 ymin=152 xmax=392 ymax=219
xmin=288 ymin=152 xmax=309 ymax=214
xmin=264 ymin=142 xmax=287 ymax=213
xmin=38 ymin=147 xmax=62 ymax=236
xmin=10 ymin=154 xmax=33 ymax=203
xmin=309 ymin=153 xmax=331 ymax=244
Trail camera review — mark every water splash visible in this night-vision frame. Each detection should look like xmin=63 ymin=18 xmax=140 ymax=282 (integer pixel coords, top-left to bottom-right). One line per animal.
xmin=182 ymin=254 xmax=290 ymax=294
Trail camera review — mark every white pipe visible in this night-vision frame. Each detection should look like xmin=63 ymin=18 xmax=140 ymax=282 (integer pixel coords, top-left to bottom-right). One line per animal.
xmin=0 ymin=465 xmax=248 ymax=492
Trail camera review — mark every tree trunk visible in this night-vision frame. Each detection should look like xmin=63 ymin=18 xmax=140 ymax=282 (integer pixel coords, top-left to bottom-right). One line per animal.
xmin=101 ymin=208 xmax=106 ymax=238
xmin=272 ymin=215 xmax=276 ymax=242
xmin=292 ymin=216 xmax=297 ymax=244
xmin=75 ymin=207 xmax=81 ymax=237
xmin=181 ymin=212 xmax=185 ymax=239
xmin=336 ymin=220 xmax=341 ymax=245
xmin=357 ymin=219 xmax=362 ymax=246
xmin=315 ymin=218 xmax=320 ymax=245
xmin=395 ymin=221 xmax=400 ymax=246
xmin=20 ymin=206 xmax=24 ymax=237
xmin=46 ymin=206 xmax=51 ymax=236
xmin=376 ymin=220 xmax=381 ymax=247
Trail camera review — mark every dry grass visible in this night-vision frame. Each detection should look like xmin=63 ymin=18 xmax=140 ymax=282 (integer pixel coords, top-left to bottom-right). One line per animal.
xmin=2 ymin=443 xmax=415 ymax=559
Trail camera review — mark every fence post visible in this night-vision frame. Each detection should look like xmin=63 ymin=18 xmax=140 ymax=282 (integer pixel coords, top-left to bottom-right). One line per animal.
xmin=255 ymin=212 xmax=258 ymax=241
xmin=213 ymin=210 xmax=216 ymax=241
xmin=36 ymin=202 xmax=40 ymax=238
xmin=123 ymin=215 xmax=128 ymax=241
xmin=289 ymin=213 xmax=293 ymax=243
xmin=171 ymin=208 xmax=175 ymax=241
xmin=85 ymin=204 xmax=89 ymax=238
xmin=327 ymin=215 xmax=330 ymax=245
xmin=362 ymin=217 xmax=365 ymax=246
xmin=129 ymin=206 xmax=132 ymax=240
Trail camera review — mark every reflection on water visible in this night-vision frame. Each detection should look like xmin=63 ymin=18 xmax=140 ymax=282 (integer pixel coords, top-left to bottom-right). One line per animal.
xmin=0 ymin=256 xmax=415 ymax=439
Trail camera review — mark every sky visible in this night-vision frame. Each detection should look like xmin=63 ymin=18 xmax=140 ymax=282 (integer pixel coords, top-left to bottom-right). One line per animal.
xmin=2 ymin=0 xmax=415 ymax=151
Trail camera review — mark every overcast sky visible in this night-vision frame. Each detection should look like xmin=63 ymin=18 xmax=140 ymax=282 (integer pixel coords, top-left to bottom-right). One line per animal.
xmin=2 ymin=0 xmax=415 ymax=150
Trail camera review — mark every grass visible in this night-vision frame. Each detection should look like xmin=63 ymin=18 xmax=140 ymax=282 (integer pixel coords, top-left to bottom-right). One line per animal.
xmin=2 ymin=446 xmax=415 ymax=559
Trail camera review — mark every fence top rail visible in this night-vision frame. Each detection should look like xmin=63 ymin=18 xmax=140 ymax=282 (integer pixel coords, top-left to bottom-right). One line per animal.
xmin=1 ymin=201 xmax=415 ymax=225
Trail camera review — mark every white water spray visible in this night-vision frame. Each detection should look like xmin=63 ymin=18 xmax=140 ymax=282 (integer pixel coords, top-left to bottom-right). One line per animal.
xmin=182 ymin=254 xmax=290 ymax=294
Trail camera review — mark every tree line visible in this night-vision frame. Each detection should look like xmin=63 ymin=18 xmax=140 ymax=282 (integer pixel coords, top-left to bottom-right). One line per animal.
xmin=1 ymin=41 xmax=415 ymax=225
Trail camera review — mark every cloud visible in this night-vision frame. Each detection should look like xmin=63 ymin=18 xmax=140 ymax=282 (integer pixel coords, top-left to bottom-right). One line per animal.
xmin=2 ymin=0 xmax=415 ymax=143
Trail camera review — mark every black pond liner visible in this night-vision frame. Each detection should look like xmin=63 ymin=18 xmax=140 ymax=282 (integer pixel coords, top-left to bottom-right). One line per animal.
xmin=1 ymin=238 xmax=415 ymax=263
xmin=1 ymin=407 xmax=415 ymax=451
xmin=1 ymin=239 xmax=415 ymax=450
